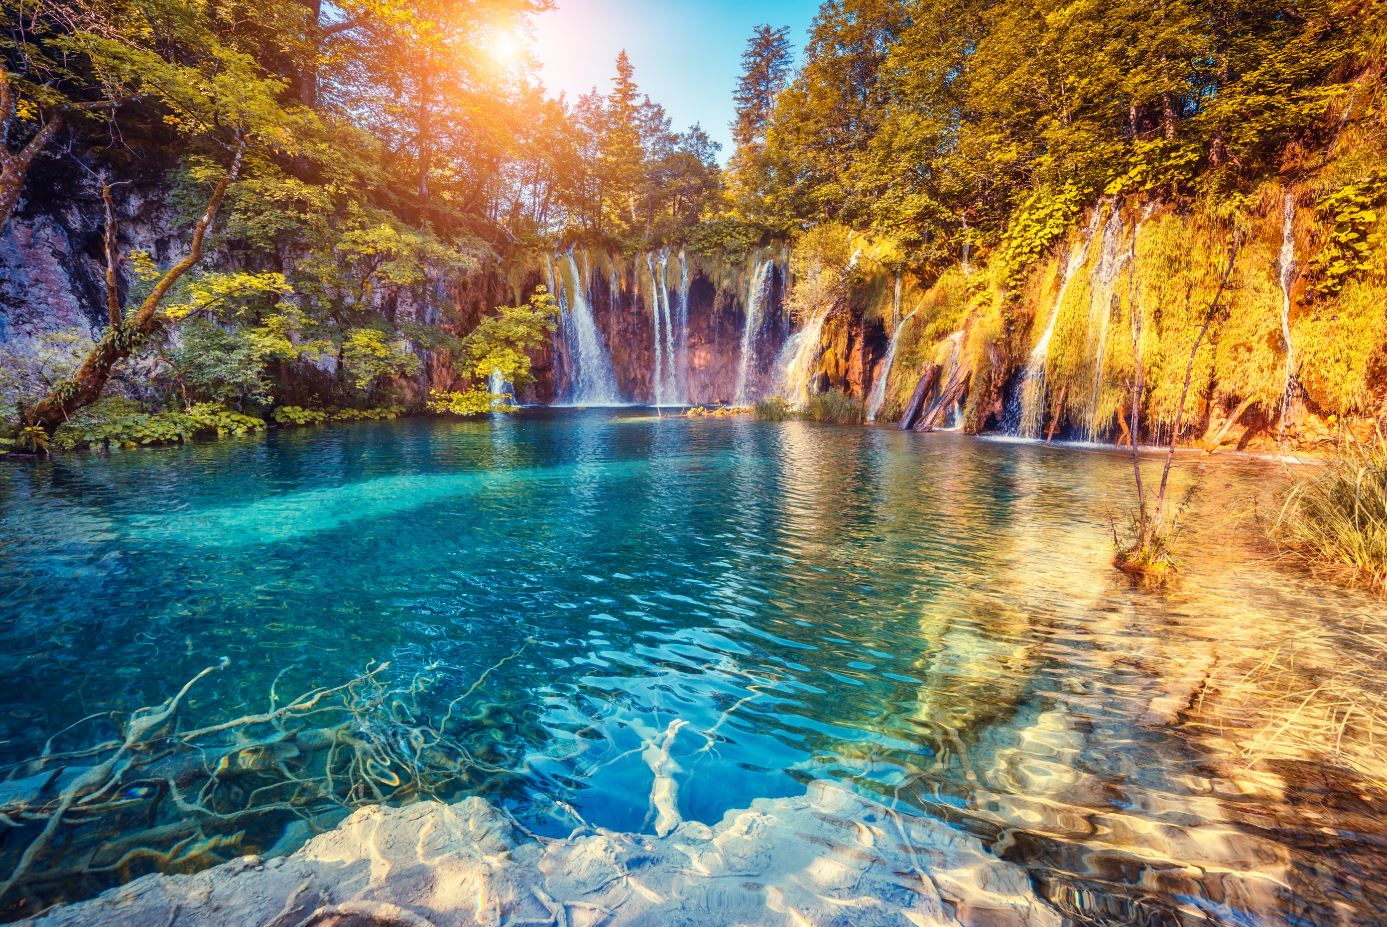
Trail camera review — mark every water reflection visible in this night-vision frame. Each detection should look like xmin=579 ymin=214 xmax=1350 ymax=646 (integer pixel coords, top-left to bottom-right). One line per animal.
xmin=0 ymin=412 xmax=1384 ymax=923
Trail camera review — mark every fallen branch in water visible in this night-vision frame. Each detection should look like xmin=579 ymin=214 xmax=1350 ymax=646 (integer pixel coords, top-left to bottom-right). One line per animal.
xmin=0 ymin=644 xmax=533 ymax=918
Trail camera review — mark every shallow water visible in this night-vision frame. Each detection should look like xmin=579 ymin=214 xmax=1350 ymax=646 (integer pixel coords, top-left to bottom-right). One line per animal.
xmin=2 ymin=412 xmax=1384 ymax=924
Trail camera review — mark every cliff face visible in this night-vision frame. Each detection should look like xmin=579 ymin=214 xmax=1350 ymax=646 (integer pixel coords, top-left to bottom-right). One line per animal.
xmin=7 ymin=165 xmax=1382 ymax=451
xmin=0 ymin=170 xmax=794 ymax=411
xmin=787 ymin=192 xmax=1387 ymax=449
xmin=530 ymin=249 xmax=791 ymax=407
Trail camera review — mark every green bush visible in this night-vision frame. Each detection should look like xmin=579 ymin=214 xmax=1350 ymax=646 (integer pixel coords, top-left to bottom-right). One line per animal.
xmin=51 ymin=399 xmax=265 ymax=450
xmin=803 ymin=389 xmax=864 ymax=425
xmin=273 ymin=404 xmax=404 ymax=426
xmin=273 ymin=405 xmax=329 ymax=426
xmin=753 ymin=396 xmax=792 ymax=421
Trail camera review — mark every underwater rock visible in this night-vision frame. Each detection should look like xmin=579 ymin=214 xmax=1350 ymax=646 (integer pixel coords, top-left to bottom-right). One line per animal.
xmin=24 ymin=782 xmax=1061 ymax=927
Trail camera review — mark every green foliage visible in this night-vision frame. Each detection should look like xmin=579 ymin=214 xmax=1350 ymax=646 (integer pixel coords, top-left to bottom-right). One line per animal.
xmin=341 ymin=328 xmax=421 ymax=396
xmin=457 ymin=287 xmax=559 ymax=387
xmin=1308 ymin=176 xmax=1385 ymax=300
xmin=273 ymin=405 xmax=328 ymax=426
xmin=162 ymin=319 xmax=272 ymax=406
xmin=803 ymin=389 xmax=864 ymax=425
xmin=51 ymin=400 xmax=266 ymax=450
xmin=786 ymin=223 xmax=861 ymax=322
xmin=1105 ymin=140 xmax=1203 ymax=197
xmin=998 ymin=186 xmax=1085 ymax=290
xmin=753 ymin=396 xmax=792 ymax=421
xmin=688 ymin=218 xmax=768 ymax=261
xmin=272 ymin=405 xmax=405 ymax=426
xmin=0 ymin=329 xmax=94 ymax=418
xmin=426 ymin=388 xmax=512 ymax=417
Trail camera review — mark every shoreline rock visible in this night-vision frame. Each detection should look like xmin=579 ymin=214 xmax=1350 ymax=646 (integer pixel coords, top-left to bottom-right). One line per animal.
xmin=22 ymin=781 xmax=1060 ymax=927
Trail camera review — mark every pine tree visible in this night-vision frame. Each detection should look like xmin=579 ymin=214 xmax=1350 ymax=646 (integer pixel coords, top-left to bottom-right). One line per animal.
xmin=732 ymin=25 xmax=793 ymax=151
xmin=599 ymin=50 xmax=645 ymax=237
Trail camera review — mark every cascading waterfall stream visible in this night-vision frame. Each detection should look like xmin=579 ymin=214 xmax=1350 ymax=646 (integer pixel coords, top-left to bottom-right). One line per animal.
xmin=487 ymin=369 xmax=511 ymax=409
xmin=1018 ymin=208 xmax=1105 ymax=438
xmin=734 ymin=251 xmax=774 ymax=404
xmin=866 ymin=307 xmax=917 ymax=423
xmin=1083 ymin=206 xmax=1130 ymax=441
xmin=775 ymin=307 xmax=830 ymax=409
xmin=1278 ymin=193 xmax=1298 ymax=435
xmin=647 ymin=253 xmax=665 ymax=406
xmin=645 ymin=251 xmax=681 ymax=406
xmin=556 ymin=251 xmax=621 ymax=405
xmin=659 ymin=251 xmax=678 ymax=403
xmin=676 ymin=249 xmax=690 ymax=401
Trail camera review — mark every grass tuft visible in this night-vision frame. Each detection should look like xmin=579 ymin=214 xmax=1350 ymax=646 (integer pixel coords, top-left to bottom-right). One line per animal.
xmin=1273 ymin=432 xmax=1387 ymax=594
xmin=803 ymin=389 xmax=864 ymax=425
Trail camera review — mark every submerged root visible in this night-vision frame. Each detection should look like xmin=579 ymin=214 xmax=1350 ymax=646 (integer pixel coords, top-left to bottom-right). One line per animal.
xmin=0 ymin=644 xmax=533 ymax=918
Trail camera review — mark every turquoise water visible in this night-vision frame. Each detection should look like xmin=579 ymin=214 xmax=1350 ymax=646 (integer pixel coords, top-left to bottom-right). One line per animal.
xmin=2 ymin=412 xmax=1385 ymax=924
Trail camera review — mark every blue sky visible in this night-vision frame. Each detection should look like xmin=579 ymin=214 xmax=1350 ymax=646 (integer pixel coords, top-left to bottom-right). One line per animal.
xmin=532 ymin=0 xmax=819 ymax=162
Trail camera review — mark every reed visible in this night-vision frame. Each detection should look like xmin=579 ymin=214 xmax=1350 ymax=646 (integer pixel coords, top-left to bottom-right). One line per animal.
xmin=1274 ymin=431 xmax=1387 ymax=593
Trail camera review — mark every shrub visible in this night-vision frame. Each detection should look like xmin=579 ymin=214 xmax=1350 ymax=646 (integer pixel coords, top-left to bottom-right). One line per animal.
xmin=1273 ymin=433 xmax=1387 ymax=593
xmin=753 ymin=396 xmax=792 ymax=421
xmin=274 ymin=405 xmax=404 ymax=426
xmin=273 ymin=405 xmax=329 ymax=426
xmin=427 ymin=388 xmax=512 ymax=417
xmin=51 ymin=400 xmax=266 ymax=450
xmin=803 ymin=389 xmax=864 ymax=425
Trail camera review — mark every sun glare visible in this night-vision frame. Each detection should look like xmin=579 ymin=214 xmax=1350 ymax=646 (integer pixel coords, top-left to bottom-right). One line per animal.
xmin=486 ymin=29 xmax=522 ymax=67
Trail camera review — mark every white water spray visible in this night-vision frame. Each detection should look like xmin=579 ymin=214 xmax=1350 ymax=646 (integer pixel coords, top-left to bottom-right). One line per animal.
xmin=734 ymin=251 xmax=774 ymax=403
xmin=866 ymin=308 xmax=917 ymax=423
xmin=676 ymin=249 xmax=690 ymax=401
xmin=1083 ymin=206 xmax=1130 ymax=441
xmin=1018 ymin=208 xmax=1105 ymax=438
xmin=775 ymin=307 xmax=830 ymax=409
xmin=646 ymin=251 xmax=680 ymax=405
xmin=557 ymin=251 xmax=621 ymax=405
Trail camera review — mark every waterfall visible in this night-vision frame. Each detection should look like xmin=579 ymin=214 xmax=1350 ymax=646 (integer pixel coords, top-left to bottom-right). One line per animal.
xmin=659 ymin=251 xmax=677 ymax=403
xmin=733 ymin=251 xmax=774 ymax=404
xmin=775 ymin=308 xmax=829 ymax=409
xmin=866 ymin=308 xmax=918 ymax=423
xmin=487 ymin=369 xmax=512 ymax=410
xmin=647 ymin=252 xmax=665 ymax=405
xmin=676 ymin=249 xmax=690 ymax=402
xmin=1018 ymin=208 xmax=1105 ymax=438
xmin=1082 ymin=206 xmax=1130 ymax=441
xmin=646 ymin=251 xmax=680 ymax=405
xmin=557 ymin=251 xmax=621 ymax=405
xmin=1278 ymin=193 xmax=1297 ymax=434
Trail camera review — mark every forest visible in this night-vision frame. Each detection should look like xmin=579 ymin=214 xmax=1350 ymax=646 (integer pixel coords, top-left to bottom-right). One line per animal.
xmin=0 ymin=0 xmax=1383 ymax=448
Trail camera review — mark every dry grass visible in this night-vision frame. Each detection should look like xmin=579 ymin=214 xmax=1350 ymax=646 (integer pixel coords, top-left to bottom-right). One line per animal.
xmin=1273 ymin=431 xmax=1387 ymax=594
xmin=1201 ymin=623 xmax=1387 ymax=791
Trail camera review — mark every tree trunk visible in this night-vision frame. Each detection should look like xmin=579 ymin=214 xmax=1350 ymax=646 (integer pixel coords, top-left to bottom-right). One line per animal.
xmin=916 ymin=370 xmax=970 ymax=433
xmin=22 ymin=142 xmax=245 ymax=434
xmin=1203 ymin=395 xmax=1256 ymax=453
xmin=101 ymin=184 xmax=121 ymax=326
xmin=0 ymin=101 xmax=63 ymax=237
xmin=898 ymin=365 xmax=940 ymax=430
xmin=1046 ymin=383 xmax=1068 ymax=443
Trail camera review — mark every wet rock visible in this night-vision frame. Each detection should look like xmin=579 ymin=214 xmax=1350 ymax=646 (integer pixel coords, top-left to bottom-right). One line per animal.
xmin=24 ymin=783 xmax=1061 ymax=927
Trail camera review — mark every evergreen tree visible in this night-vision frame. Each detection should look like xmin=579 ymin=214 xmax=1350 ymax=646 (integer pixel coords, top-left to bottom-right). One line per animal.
xmin=731 ymin=25 xmax=793 ymax=151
